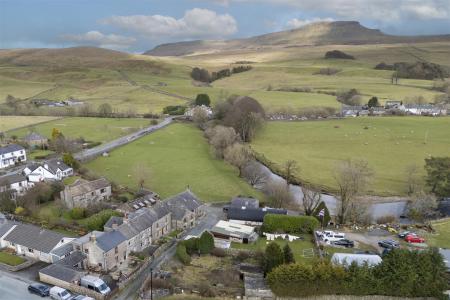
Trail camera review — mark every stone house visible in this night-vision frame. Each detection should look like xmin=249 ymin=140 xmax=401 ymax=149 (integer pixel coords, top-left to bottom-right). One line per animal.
xmin=73 ymin=230 xmax=127 ymax=272
xmin=60 ymin=178 xmax=111 ymax=209
xmin=104 ymin=202 xmax=171 ymax=254
xmin=163 ymin=189 xmax=205 ymax=230
xmin=23 ymin=132 xmax=48 ymax=149
xmin=0 ymin=144 xmax=26 ymax=169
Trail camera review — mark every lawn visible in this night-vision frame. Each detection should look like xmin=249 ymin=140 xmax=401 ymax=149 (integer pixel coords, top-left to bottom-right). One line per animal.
xmin=0 ymin=251 xmax=26 ymax=266
xmin=251 ymin=117 xmax=450 ymax=196
xmin=232 ymin=235 xmax=317 ymax=264
xmin=28 ymin=149 xmax=54 ymax=160
xmin=86 ymin=123 xmax=262 ymax=202
xmin=0 ymin=116 xmax=59 ymax=132
xmin=7 ymin=117 xmax=152 ymax=143
xmin=425 ymin=218 xmax=450 ymax=248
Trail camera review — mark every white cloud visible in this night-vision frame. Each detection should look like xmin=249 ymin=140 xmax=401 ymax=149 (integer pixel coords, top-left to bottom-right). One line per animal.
xmin=101 ymin=8 xmax=238 ymax=40
xmin=211 ymin=0 xmax=450 ymax=23
xmin=286 ymin=17 xmax=334 ymax=29
xmin=61 ymin=31 xmax=136 ymax=48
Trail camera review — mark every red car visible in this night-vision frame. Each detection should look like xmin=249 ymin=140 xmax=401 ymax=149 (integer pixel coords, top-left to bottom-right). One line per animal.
xmin=405 ymin=234 xmax=425 ymax=243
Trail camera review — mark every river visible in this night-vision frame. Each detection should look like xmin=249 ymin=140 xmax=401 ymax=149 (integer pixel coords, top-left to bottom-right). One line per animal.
xmin=256 ymin=163 xmax=408 ymax=222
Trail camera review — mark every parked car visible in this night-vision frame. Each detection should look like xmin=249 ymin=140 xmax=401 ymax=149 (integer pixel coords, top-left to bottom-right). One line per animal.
xmin=378 ymin=239 xmax=400 ymax=249
xmin=28 ymin=283 xmax=50 ymax=297
xmin=332 ymin=239 xmax=355 ymax=248
xmin=405 ymin=234 xmax=425 ymax=243
xmin=323 ymin=232 xmax=346 ymax=244
xmin=398 ymin=231 xmax=412 ymax=238
xmin=49 ymin=286 xmax=71 ymax=300
xmin=71 ymin=295 xmax=94 ymax=300
xmin=80 ymin=275 xmax=111 ymax=295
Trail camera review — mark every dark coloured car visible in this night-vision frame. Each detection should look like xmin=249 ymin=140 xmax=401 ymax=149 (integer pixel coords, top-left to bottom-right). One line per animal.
xmin=332 ymin=239 xmax=355 ymax=248
xmin=378 ymin=239 xmax=400 ymax=249
xmin=382 ymin=248 xmax=393 ymax=256
xmin=398 ymin=231 xmax=412 ymax=238
xmin=28 ymin=283 xmax=50 ymax=297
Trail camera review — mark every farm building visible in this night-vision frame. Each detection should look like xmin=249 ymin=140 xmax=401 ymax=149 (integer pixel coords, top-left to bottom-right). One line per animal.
xmin=210 ymin=220 xmax=258 ymax=244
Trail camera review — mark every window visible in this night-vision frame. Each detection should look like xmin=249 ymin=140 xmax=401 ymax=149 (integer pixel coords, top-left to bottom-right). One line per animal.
xmin=28 ymin=248 xmax=34 ymax=253
xmin=100 ymin=188 xmax=106 ymax=193
xmin=84 ymin=249 xmax=89 ymax=254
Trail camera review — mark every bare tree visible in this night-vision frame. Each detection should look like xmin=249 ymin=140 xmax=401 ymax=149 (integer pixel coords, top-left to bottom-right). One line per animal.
xmin=224 ymin=143 xmax=251 ymax=177
xmin=333 ymin=159 xmax=373 ymax=224
xmin=192 ymin=106 xmax=209 ymax=128
xmin=242 ymin=161 xmax=268 ymax=186
xmin=263 ymin=180 xmax=294 ymax=209
xmin=283 ymin=160 xmax=299 ymax=187
xmin=133 ymin=164 xmax=152 ymax=189
xmin=405 ymin=164 xmax=422 ymax=195
xmin=301 ymin=186 xmax=321 ymax=215
xmin=206 ymin=125 xmax=239 ymax=158
xmin=407 ymin=191 xmax=438 ymax=222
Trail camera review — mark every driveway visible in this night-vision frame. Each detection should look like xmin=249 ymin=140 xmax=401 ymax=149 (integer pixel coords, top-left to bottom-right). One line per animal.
xmin=0 ymin=270 xmax=43 ymax=300
xmin=114 ymin=205 xmax=223 ymax=300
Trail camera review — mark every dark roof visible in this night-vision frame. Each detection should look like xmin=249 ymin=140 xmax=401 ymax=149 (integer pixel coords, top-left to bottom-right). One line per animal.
xmin=39 ymin=263 xmax=86 ymax=283
xmin=66 ymin=178 xmax=110 ymax=197
xmin=0 ymin=144 xmax=24 ymax=155
xmin=96 ymin=230 xmax=126 ymax=252
xmin=0 ymin=174 xmax=27 ymax=186
xmin=23 ymin=132 xmax=47 ymax=141
xmin=3 ymin=224 xmax=66 ymax=253
xmin=231 ymin=197 xmax=259 ymax=209
xmin=164 ymin=190 xmax=203 ymax=220
xmin=51 ymin=242 xmax=74 ymax=257
xmin=46 ymin=159 xmax=72 ymax=173
xmin=0 ymin=221 xmax=16 ymax=238
xmin=57 ymin=251 xmax=86 ymax=267
xmin=227 ymin=207 xmax=287 ymax=222
xmin=104 ymin=216 xmax=123 ymax=230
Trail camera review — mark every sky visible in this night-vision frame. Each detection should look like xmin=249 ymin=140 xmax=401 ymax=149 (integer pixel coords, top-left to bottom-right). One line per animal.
xmin=1 ymin=0 xmax=450 ymax=53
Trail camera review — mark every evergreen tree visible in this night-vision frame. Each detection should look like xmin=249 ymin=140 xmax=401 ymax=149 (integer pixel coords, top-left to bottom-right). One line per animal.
xmin=264 ymin=242 xmax=284 ymax=274
xmin=195 ymin=94 xmax=211 ymax=107
xmin=283 ymin=244 xmax=295 ymax=264
xmin=197 ymin=231 xmax=214 ymax=254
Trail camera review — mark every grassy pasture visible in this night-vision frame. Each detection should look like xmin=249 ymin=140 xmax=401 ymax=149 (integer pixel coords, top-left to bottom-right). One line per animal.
xmin=7 ymin=117 xmax=151 ymax=143
xmin=86 ymin=123 xmax=262 ymax=202
xmin=424 ymin=218 xmax=450 ymax=248
xmin=251 ymin=117 xmax=450 ymax=196
xmin=0 ymin=115 xmax=59 ymax=132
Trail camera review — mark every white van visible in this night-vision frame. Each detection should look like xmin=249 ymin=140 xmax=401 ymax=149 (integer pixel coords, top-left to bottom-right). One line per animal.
xmin=80 ymin=275 xmax=111 ymax=295
xmin=49 ymin=286 xmax=72 ymax=300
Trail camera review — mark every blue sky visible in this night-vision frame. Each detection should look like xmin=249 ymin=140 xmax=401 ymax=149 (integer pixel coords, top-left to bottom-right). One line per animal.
xmin=1 ymin=0 xmax=449 ymax=52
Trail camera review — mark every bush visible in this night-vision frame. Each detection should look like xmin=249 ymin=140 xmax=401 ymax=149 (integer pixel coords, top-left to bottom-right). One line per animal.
xmin=15 ymin=206 xmax=25 ymax=215
xmin=176 ymin=243 xmax=191 ymax=265
xmin=325 ymin=50 xmax=355 ymax=60
xmin=198 ymin=231 xmax=214 ymax=254
xmin=211 ymin=248 xmax=226 ymax=257
xmin=194 ymin=94 xmax=211 ymax=107
xmin=84 ymin=209 xmax=122 ymax=231
xmin=163 ymin=105 xmax=186 ymax=115
xmin=70 ymin=207 xmax=86 ymax=220
xmin=262 ymin=214 xmax=319 ymax=234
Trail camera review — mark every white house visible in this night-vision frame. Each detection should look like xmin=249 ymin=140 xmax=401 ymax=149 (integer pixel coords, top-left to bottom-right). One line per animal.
xmin=0 ymin=144 xmax=26 ymax=169
xmin=0 ymin=174 xmax=33 ymax=199
xmin=23 ymin=159 xmax=73 ymax=183
xmin=404 ymin=104 xmax=447 ymax=116
xmin=1 ymin=223 xmax=74 ymax=263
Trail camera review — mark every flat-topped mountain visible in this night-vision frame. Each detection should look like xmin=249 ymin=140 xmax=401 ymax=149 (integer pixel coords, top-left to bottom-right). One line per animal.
xmin=145 ymin=21 xmax=450 ymax=56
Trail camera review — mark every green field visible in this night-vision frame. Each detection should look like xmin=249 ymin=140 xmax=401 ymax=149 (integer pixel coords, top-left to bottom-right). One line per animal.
xmin=425 ymin=218 xmax=450 ymax=248
xmin=251 ymin=117 xmax=450 ymax=196
xmin=232 ymin=235 xmax=316 ymax=264
xmin=0 ymin=115 xmax=59 ymax=132
xmin=1 ymin=42 xmax=448 ymax=114
xmin=7 ymin=117 xmax=152 ymax=143
xmin=0 ymin=251 xmax=26 ymax=266
xmin=86 ymin=123 xmax=262 ymax=202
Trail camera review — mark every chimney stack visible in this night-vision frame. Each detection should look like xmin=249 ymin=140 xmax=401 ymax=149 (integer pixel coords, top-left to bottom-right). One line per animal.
xmin=90 ymin=232 xmax=96 ymax=243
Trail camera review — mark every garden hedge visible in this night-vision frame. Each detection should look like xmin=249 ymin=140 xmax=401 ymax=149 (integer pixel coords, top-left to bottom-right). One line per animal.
xmin=262 ymin=214 xmax=319 ymax=234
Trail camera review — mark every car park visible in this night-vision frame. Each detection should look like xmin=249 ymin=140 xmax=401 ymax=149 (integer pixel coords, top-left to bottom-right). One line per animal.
xmin=405 ymin=234 xmax=425 ymax=243
xmin=332 ymin=239 xmax=355 ymax=248
xmin=378 ymin=239 xmax=400 ymax=249
xmin=28 ymin=283 xmax=50 ymax=297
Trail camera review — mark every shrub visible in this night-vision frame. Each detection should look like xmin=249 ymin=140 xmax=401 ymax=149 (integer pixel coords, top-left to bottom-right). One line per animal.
xmin=163 ymin=105 xmax=186 ymax=115
xmin=264 ymin=242 xmax=284 ymax=273
xmin=176 ymin=243 xmax=191 ymax=265
xmin=262 ymin=214 xmax=319 ymax=234
xmin=69 ymin=207 xmax=86 ymax=220
xmin=84 ymin=209 xmax=121 ymax=231
xmin=15 ymin=206 xmax=25 ymax=215
xmin=195 ymin=94 xmax=211 ymax=107
xmin=325 ymin=50 xmax=355 ymax=60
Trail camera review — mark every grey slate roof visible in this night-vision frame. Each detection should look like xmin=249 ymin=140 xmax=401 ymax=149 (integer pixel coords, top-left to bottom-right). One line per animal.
xmin=23 ymin=132 xmax=47 ymax=142
xmin=0 ymin=221 xmax=16 ymax=238
xmin=46 ymin=159 xmax=72 ymax=173
xmin=57 ymin=251 xmax=86 ymax=267
xmin=96 ymin=230 xmax=127 ymax=252
xmin=66 ymin=178 xmax=110 ymax=197
xmin=39 ymin=263 xmax=86 ymax=283
xmin=164 ymin=190 xmax=203 ymax=221
xmin=0 ymin=174 xmax=27 ymax=186
xmin=104 ymin=216 xmax=123 ymax=230
xmin=51 ymin=242 xmax=74 ymax=257
xmin=227 ymin=207 xmax=287 ymax=222
xmin=231 ymin=197 xmax=259 ymax=209
xmin=0 ymin=144 xmax=24 ymax=155
xmin=3 ymin=224 xmax=65 ymax=253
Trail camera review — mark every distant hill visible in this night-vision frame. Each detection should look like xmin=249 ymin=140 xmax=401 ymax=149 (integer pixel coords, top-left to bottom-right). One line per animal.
xmin=145 ymin=21 xmax=450 ymax=57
